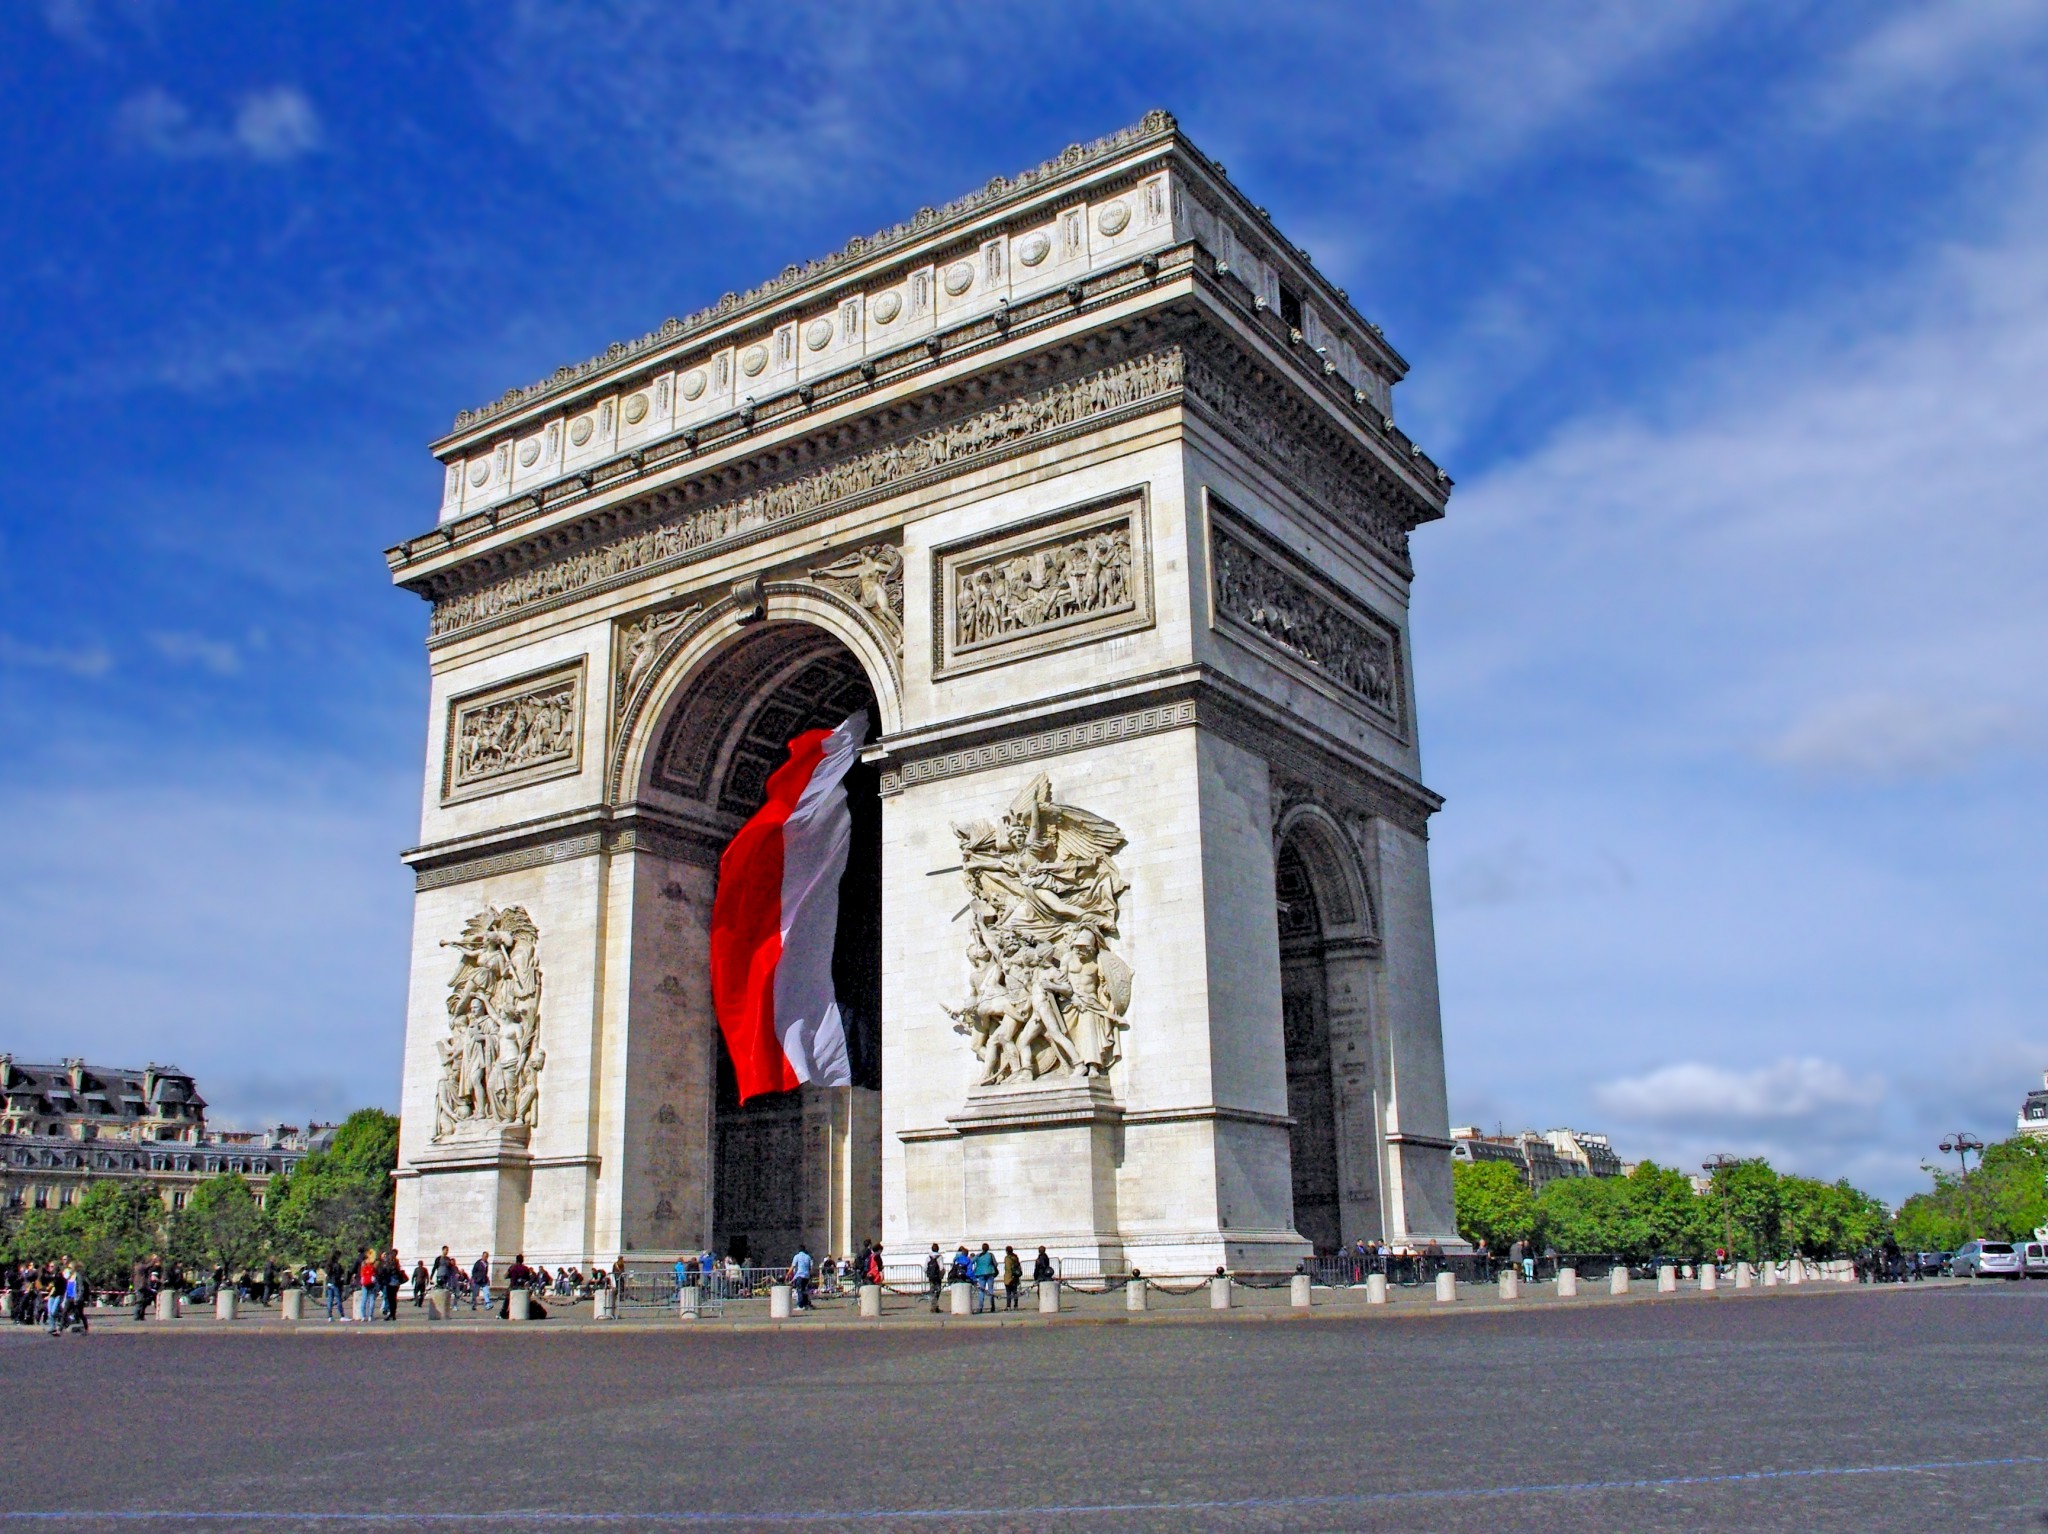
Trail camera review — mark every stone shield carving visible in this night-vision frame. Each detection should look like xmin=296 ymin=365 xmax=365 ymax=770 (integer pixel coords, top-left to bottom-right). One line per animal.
xmin=432 ymin=905 xmax=545 ymax=1141
xmin=443 ymin=660 xmax=586 ymax=803
xmin=945 ymin=775 xmax=1134 ymax=1086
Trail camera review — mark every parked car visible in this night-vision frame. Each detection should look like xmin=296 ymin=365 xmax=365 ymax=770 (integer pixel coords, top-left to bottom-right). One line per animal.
xmin=2020 ymin=1241 xmax=2048 ymax=1279
xmin=1919 ymin=1251 xmax=1950 ymax=1278
xmin=1951 ymin=1239 xmax=2023 ymax=1278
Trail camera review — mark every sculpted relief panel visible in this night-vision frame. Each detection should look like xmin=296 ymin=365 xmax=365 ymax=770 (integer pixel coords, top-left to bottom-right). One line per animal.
xmin=933 ymin=495 xmax=1151 ymax=677
xmin=946 ymin=775 xmax=1134 ymax=1087
xmin=432 ymin=905 xmax=546 ymax=1142
xmin=809 ymin=543 xmax=904 ymax=653
xmin=443 ymin=661 xmax=586 ymax=803
xmin=1210 ymin=515 xmax=1402 ymax=730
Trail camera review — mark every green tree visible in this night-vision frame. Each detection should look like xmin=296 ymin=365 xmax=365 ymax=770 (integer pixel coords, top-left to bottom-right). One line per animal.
xmin=265 ymin=1108 xmax=399 ymax=1265
xmin=1973 ymin=1136 xmax=2048 ymax=1240
xmin=1704 ymin=1158 xmax=1783 ymax=1264
xmin=57 ymin=1181 xmax=166 ymax=1289
xmin=1534 ymin=1174 xmax=1632 ymax=1257
xmin=169 ymin=1173 xmax=269 ymax=1279
xmin=1893 ymin=1187 xmax=1969 ymax=1251
xmin=1452 ymin=1160 xmax=1535 ymax=1255
xmin=1617 ymin=1162 xmax=1703 ymax=1261
xmin=1780 ymin=1176 xmax=1889 ymax=1258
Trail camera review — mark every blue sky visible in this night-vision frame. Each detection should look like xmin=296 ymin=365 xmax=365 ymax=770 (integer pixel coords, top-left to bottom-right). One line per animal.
xmin=5 ymin=1 xmax=2045 ymax=1200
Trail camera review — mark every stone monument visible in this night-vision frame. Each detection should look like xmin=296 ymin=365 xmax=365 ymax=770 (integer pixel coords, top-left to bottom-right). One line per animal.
xmin=387 ymin=111 xmax=1462 ymax=1274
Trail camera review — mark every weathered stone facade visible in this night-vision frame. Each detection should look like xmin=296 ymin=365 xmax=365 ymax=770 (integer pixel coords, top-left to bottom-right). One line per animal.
xmin=387 ymin=112 xmax=1461 ymax=1274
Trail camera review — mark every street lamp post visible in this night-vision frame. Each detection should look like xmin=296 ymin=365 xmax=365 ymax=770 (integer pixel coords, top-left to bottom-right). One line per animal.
xmin=1703 ymin=1153 xmax=1739 ymax=1264
xmin=1937 ymin=1133 xmax=1985 ymax=1241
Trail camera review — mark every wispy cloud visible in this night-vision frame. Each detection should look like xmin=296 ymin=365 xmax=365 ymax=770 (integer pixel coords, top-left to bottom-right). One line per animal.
xmin=1596 ymin=1057 xmax=1884 ymax=1125
xmin=0 ymin=634 xmax=114 ymax=678
xmin=1808 ymin=0 xmax=2048 ymax=126
xmin=148 ymin=630 xmax=240 ymax=675
xmin=1762 ymin=693 xmax=2031 ymax=779
xmin=114 ymin=85 xmax=324 ymax=163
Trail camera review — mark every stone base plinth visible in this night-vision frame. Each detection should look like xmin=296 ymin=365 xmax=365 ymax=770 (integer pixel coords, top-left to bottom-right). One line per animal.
xmin=401 ymin=1122 xmax=533 ymax=1271
xmin=945 ymin=1080 xmax=1126 ymax=1270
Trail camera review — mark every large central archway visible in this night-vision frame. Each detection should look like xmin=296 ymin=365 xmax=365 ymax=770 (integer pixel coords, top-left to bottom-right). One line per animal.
xmin=635 ymin=616 xmax=887 ymax=1267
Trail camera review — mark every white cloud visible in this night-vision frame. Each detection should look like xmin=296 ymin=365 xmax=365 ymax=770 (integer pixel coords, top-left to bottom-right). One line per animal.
xmin=1809 ymin=0 xmax=2048 ymax=125
xmin=1762 ymin=693 xmax=2031 ymax=779
xmin=114 ymin=86 xmax=323 ymax=163
xmin=0 ymin=634 xmax=114 ymax=678
xmin=147 ymin=630 xmax=240 ymax=676
xmin=1595 ymin=1058 xmax=1885 ymax=1124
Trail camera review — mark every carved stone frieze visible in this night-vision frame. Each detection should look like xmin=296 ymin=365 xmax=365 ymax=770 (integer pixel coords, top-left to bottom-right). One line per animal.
xmin=934 ymin=493 xmax=1151 ymax=677
xmin=809 ymin=543 xmax=904 ymax=653
xmin=429 ymin=346 xmax=1186 ymax=639
xmin=946 ymin=775 xmax=1134 ymax=1087
xmin=1182 ymin=332 xmax=1418 ymax=569
xmin=443 ymin=661 xmax=586 ymax=803
xmin=1210 ymin=515 xmax=1402 ymax=728
xmin=432 ymin=905 xmax=545 ymax=1141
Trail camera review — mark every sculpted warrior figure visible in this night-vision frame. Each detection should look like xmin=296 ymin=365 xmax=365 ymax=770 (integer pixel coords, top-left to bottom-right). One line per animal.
xmin=944 ymin=775 xmax=1134 ymax=1086
xmin=432 ymin=905 xmax=546 ymax=1140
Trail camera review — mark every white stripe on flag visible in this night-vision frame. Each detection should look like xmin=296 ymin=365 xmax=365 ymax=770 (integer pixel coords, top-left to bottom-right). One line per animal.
xmin=771 ymin=710 xmax=868 ymax=1084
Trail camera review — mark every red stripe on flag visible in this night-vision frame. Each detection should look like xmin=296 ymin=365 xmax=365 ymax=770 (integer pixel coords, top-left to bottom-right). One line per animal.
xmin=710 ymin=726 xmax=832 ymax=1102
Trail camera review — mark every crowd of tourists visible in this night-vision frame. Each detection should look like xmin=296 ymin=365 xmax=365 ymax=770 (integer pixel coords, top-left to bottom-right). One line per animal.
xmin=7 ymin=1259 xmax=92 ymax=1334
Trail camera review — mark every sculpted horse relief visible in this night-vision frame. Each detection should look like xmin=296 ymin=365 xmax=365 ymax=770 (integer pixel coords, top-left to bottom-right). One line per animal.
xmin=945 ymin=775 xmax=1134 ymax=1087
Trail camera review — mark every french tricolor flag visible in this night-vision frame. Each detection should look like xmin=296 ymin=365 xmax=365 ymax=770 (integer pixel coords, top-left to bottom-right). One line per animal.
xmin=710 ymin=710 xmax=869 ymax=1102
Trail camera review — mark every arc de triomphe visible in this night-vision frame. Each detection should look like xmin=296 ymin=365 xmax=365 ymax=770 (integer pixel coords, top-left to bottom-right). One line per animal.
xmin=386 ymin=111 xmax=1461 ymax=1274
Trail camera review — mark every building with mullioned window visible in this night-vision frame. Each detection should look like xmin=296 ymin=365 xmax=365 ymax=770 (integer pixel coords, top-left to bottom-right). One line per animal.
xmin=0 ymin=1056 xmax=327 ymax=1214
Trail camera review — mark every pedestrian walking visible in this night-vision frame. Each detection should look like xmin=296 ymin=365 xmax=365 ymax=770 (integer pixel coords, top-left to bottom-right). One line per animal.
xmin=925 ymin=1244 xmax=945 ymax=1313
xmin=323 ymin=1254 xmax=344 ymax=1321
xmin=1002 ymin=1245 xmax=1022 ymax=1310
xmin=471 ymin=1251 xmax=492 ymax=1311
xmin=972 ymin=1243 xmax=997 ymax=1313
xmin=788 ymin=1244 xmax=814 ymax=1310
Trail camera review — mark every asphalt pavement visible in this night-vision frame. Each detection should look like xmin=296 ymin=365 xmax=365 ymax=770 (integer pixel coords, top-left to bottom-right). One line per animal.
xmin=0 ymin=1280 xmax=2041 ymax=1531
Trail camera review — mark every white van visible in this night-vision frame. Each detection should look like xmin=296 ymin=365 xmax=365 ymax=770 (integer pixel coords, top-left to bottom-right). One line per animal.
xmin=2020 ymin=1240 xmax=2048 ymax=1279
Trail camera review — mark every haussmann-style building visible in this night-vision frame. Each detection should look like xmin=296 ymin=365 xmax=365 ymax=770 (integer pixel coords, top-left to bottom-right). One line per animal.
xmin=383 ymin=111 xmax=1464 ymax=1276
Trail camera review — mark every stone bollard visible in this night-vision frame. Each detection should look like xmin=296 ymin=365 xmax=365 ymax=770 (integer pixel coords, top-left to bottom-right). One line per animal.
xmin=679 ymin=1285 xmax=701 ymax=1319
xmin=1763 ymin=1263 xmax=1780 ymax=1287
xmin=155 ymin=1290 xmax=180 ymax=1321
xmin=215 ymin=1288 xmax=239 ymax=1321
xmin=1558 ymin=1267 xmax=1579 ymax=1298
xmin=1700 ymin=1265 xmax=1718 ymax=1293
xmin=860 ymin=1284 xmax=883 ymax=1319
xmin=949 ymin=1281 xmax=973 ymax=1317
xmin=1366 ymin=1273 xmax=1389 ymax=1304
xmin=1787 ymin=1260 xmax=1804 ymax=1286
xmin=1657 ymin=1265 xmax=1677 ymax=1293
xmin=1498 ymin=1271 xmax=1519 ymax=1301
xmin=1609 ymin=1267 xmax=1629 ymax=1296
xmin=1209 ymin=1275 xmax=1233 ymax=1310
xmin=1126 ymin=1278 xmax=1148 ymax=1312
xmin=770 ymin=1284 xmax=794 ymax=1320
xmin=1434 ymin=1271 xmax=1456 ymax=1303
xmin=1735 ymin=1263 xmax=1754 ymax=1289
xmin=1290 ymin=1274 xmax=1313 ymax=1309
xmin=509 ymin=1288 xmax=532 ymax=1321
xmin=1038 ymin=1281 xmax=1060 ymax=1315
xmin=591 ymin=1289 xmax=613 ymax=1321
xmin=281 ymin=1289 xmax=304 ymax=1322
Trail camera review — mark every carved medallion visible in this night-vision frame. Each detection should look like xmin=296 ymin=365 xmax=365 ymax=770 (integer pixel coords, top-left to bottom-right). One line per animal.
xmin=805 ymin=318 xmax=834 ymax=351
xmin=1017 ymin=231 xmax=1051 ymax=267
xmin=872 ymin=290 xmax=902 ymax=325
xmin=569 ymin=415 xmax=593 ymax=446
xmin=623 ymin=392 xmax=649 ymax=425
xmin=943 ymin=262 xmax=974 ymax=296
xmin=932 ymin=491 xmax=1153 ymax=677
xmin=1096 ymin=200 xmax=1131 ymax=236
xmin=945 ymin=775 xmax=1133 ymax=1087
xmin=432 ymin=905 xmax=545 ymax=1141
xmin=442 ymin=660 xmax=586 ymax=802
xmin=680 ymin=370 xmax=707 ymax=401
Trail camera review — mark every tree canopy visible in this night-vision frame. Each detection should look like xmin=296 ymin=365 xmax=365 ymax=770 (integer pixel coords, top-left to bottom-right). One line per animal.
xmin=1451 ymin=1160 xmax=1535 ymax=1254
xmin=264 ymin=1107 xmax=399 ymax=1265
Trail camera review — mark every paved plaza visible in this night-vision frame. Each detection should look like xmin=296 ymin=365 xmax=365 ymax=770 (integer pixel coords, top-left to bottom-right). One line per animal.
xmin=0 ymin=1281 xmax=2042 ymax=1530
